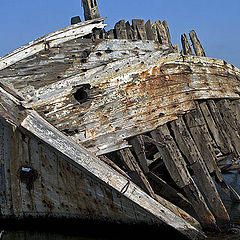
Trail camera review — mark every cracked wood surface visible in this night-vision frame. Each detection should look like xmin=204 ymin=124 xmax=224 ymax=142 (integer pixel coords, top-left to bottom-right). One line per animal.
xmin=0 ymin=87 xmax=205 ymax=239
xmin=1 ymin=38 xmax=240 ymax=155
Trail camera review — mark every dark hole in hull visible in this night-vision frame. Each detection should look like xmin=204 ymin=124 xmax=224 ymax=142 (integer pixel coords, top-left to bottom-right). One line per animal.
xmin=73 ymin=84 xmax=91 ymax=104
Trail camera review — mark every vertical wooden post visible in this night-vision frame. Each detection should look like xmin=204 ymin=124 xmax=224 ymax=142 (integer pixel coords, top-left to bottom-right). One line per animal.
xmin=181 ymin=34 xmax=194 ymax=55
xmin=82 ymin=0 xmax=100 ymax=21
xmin=189 ymin=30 xmax=206 ymax=57
xmin=114 ymin=20 xmax=128 ymax=39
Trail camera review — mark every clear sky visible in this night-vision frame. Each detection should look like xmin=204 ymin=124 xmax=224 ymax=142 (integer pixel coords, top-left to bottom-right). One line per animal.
xmin=0 ymin=0 xmax=239 ymax=67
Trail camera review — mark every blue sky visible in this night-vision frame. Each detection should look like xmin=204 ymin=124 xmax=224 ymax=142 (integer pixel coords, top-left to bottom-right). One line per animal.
xmin=0 ymin=0 xmax=239 ymax=67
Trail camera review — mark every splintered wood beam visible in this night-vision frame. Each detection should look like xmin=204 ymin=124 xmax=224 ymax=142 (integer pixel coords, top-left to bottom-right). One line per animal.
xmin=151 ymin=125 xmax=218 ymax=230
xmin=132 ymin=19 xmax=147 ymax=40
xmin=155 ymin=21 xmax=169 ymax=44
xmin=184 ymin=103 xmax=223 ymax=181
xmin=181 ymin=34 xmax=194 ymax=56
xmin=125 ymin=21 xmax=136 ymax=40
xmin=162 ymin=21 xmax=172 ymax=45
xmin=207 ymin=100 xmax=239 ymax=157
xmin=119 ymin=148 xmax=155 ymax=198
xmin=199 ymin=101 xmax=232 ymax=155
xmin=189 ymin=30 xmax=206 ymax=57
xmin=148 ymin=172 xmax=192 ymax=208
xmin=0 ymin=18 xmax=106 ymax=71
xmin=114 ymin=20 xmax=128 ymax=39
xmin=145 ymin=20 xmax=158 ymax=41
xmin=215 ymin=99 xmax=240 ymax=155
xmin=129 ymin=136 xmax=149 ymax=173
xmin=230 ymin=99 xmax=240 ymax=129
xmin=170 ymin=116 xmax=230 ymax=228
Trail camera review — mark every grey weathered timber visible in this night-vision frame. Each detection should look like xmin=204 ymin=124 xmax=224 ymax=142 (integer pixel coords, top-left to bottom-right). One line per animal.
xmin=114 ymin=20 xmax=128 ymax=39
xmin=199 ymin=101 xmax=232 ymax=155
xmin=0 ymin=88 xmax=205 ymax=239
xmin=155 ymin=20 xmax=169 ymax=44
xmin=229 ymin=99 xmax=240 ymax=130
xmin=184 ymin=103 xmax=222 ymax=181
xmin=125 ymin=21 xmax=136 ymax=40
xmin=145 ymin=20 xmax=158 ymax=41
xmin=148 ymin=172 xmax=192 ymax=208
xmin=0 ymin=18 xmax=106 ymax=71
xmin=181 ymin=34 xmax=194 ymax=55
xmin=189 ymin=30 xmax=206 ymax=57
xmin=162 ymin=20 xmax=171 ymax=45
xmin=132 ymin=19 xmax=147 ymax=40
xmin=207 ymin=100 xmax=238 ymax=157
xmin=1 ymin=10 xmax=240 ymax=236
xmin=170 ymin=117 xmax=230 ymax=228
xmin=107 ymin=29 xmax=115 ymax=39
xmin=82 ymin=0 xmax=101 ymax=20
xmin=119 ymin=148 xmax=155 ymax=198
xmin=129 ymin=136 xmax=149 ymax=173
xmin=151 ymin=125 xmax=218 ymax=230
xmin=215 ymin=99 xmax=240 ymax=155
xmin=71 ymin=16 xmax=81 ymax=25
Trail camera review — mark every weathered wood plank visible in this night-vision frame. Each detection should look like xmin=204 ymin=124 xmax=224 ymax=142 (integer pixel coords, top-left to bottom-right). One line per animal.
xmin=215 ymin=99 xmax=240 ymax=155
xmin=106 ymin=29 xmax=115 ymax=39
xmin=184 ymin=103 xmax=222 ymax=181
xmin=125 ymin=21 xmax=136 ymax=40
xmin=170 ymin=117 xmax=230 ymax=228
xmin=229 ymin=99 xmax=240 ymax=130
xmin=151 ymin=124 xmax=218 ymax=230
xmin=148 ymin=171 xmax=191 ymax=208
xmin=155 ymin=20 xmax=169 ymax=44
xmin=132 ymin=19 xmax=147 ymax=40
xmin=19 ymin=111 xmax=206 ymax=239
xmin=181 ymin=34 xmax=194 ymax=56
xmin=145 ymin=20 xmax=158 ymax=41
xmin=82 ymin=0 xmax=100 ymax=21
xmin=162 ymin=20 xmax=172 ymax=45
xmin=199 ymin=101 xmax=231 ymax=155
xmin=129 ymin=136 xmax=149 ymax=173
xmin=99 ymin=155 xmax=130 ymax=179
xmin=119 ymin=148 xmax=155 ymax=198
xmin=207 ymin=100 xmax=237 ymax=156
xmin=0 ymin=18 xmax=106 ymax=71
xmin=114 ymin=20 xmax=128 ymax=39
xmin=189 ymin=30 xmax=206 ymax=57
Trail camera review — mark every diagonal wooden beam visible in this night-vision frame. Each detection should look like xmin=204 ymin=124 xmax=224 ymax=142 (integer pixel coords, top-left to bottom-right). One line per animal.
xmin=170 ymin=116 xmax=230 ymax=228
xmin=151 ymin=124 xmax=218 ymax=230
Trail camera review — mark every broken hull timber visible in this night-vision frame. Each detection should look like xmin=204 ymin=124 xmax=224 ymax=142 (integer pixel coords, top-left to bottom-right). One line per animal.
xmin=0 ymin=90 xmax=204 ymax=240
xmin=0 ymin=15 xmax=240 ymax=239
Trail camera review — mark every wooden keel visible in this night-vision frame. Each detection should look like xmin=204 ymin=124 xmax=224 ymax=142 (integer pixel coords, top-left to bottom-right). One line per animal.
xmin=150 ymin=125 xmax=218 ymax=230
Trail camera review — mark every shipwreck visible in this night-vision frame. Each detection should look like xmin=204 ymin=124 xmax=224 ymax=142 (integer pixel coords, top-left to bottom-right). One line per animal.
xmin=1 ymin=0 xmax=240 ymax=239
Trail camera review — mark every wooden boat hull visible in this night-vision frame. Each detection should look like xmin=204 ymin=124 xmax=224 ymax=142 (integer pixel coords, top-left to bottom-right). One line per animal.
xmin=1 ymin=16 xmax=240 ymax=239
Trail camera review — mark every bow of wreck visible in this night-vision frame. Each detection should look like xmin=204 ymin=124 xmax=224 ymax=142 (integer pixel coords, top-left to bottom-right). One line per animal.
xmin=0 ymin=1 xmax=240 ymax=239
